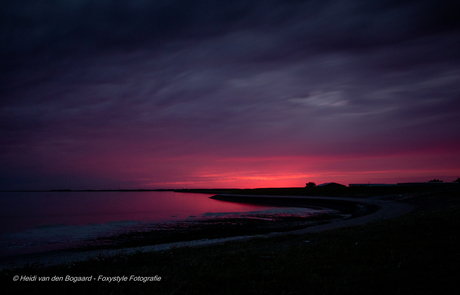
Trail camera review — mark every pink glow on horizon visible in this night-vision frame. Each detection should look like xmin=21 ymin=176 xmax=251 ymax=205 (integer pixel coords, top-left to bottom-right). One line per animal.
xmin=139 ymin=154 xmax=460 ymax=189
xmin=8 ymin=135 xmax=459 ymax=189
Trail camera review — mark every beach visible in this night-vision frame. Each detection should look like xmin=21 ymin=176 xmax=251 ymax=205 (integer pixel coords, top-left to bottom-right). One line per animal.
xmin=1 ymin=188 xmax=459 ymax=295
xmin=0 ymin=192 xmax=412 ymax=270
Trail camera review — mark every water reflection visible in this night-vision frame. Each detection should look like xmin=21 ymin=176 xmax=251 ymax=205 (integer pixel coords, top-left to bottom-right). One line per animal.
xmin=0 ymin=191 xmax=277 ymax=234
xmin=0 ymin=191 xmax=328 ymax=257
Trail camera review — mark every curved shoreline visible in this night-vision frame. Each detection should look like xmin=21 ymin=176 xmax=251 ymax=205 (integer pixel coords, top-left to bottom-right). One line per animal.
xmin=210 ymin=194 xmax=380 ymax=216
xmin=0 ymin=195 xmax=414 ymax=270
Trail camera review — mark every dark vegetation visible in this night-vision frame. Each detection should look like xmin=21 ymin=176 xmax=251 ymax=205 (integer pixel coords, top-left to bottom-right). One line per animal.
xmin=1 ymin=186 xmax=459 ymax=294
xmin=428 ymin=178 xmax=442 ymax=182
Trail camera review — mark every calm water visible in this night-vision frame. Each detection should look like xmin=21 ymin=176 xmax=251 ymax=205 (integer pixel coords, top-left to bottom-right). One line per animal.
xmin=0 ymin=191 xmax=327 ymax=257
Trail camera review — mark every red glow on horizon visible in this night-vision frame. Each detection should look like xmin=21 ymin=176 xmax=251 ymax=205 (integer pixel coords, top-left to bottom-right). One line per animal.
xmin=18 ymin=140 xmax=460 ymax=190
xmin=142 ymin=167 xmax=460 ymax=189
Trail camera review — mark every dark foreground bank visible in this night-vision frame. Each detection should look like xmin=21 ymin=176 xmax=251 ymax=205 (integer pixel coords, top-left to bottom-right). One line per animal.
xmin=1 ymin=190 xmax=459 ymax=295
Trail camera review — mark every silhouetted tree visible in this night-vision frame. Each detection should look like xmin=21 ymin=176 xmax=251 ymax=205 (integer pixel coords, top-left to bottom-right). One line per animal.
xmin=454 ymin=178 xmax=460 ymax=183
xmin=306 ymin=182 xmax=316 ymax=188
xmin=428 ymin=179 xmax=443 ymax=182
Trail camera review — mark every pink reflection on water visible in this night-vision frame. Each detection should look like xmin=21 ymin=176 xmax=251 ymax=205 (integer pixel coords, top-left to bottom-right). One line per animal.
xmin=0 ymin=191 xmax=329 ymax=259
xmin=0 ymin=191 xmax=275 ymax=234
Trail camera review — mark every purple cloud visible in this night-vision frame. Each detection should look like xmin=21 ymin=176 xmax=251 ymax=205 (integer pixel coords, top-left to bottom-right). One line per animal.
xmin=1 ymin=0 xmax=459 ymax=189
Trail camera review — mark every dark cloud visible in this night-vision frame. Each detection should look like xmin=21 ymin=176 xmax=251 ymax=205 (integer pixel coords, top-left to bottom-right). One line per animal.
xmin=1 ymin=0 xmax=460 ymax=189
xmin=1 ymin=0 xmax=250 ymax=62
xmin=2 ymin=1 xmax=459 ymax=63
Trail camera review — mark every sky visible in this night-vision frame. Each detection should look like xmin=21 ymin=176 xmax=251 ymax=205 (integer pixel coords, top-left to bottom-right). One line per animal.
xmin=1 ymin=0 xmax=460 ymax=190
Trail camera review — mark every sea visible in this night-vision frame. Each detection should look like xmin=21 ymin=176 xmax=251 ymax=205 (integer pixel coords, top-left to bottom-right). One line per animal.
xmin=0 ymin=191 xmax=328 ymax=259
